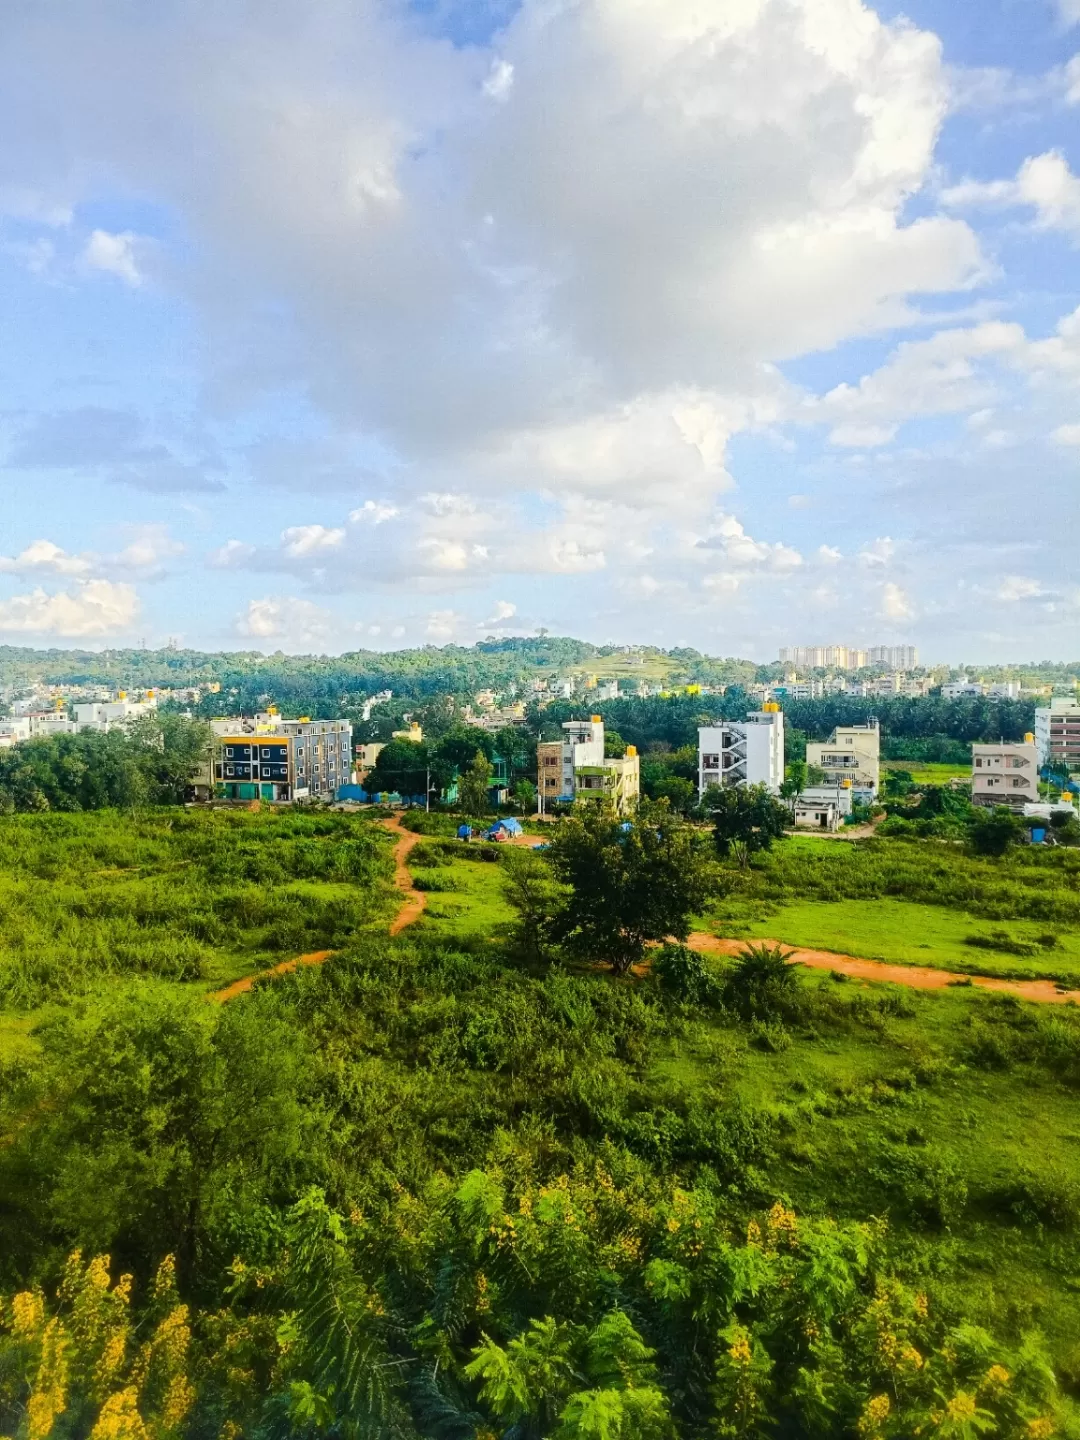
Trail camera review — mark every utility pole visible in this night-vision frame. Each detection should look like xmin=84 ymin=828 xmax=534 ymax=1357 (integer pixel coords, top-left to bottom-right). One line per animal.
xmin=426 ymin=763 xmax=430 ymax=812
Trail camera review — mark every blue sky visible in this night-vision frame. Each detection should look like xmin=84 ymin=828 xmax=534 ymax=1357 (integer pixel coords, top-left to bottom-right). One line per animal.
xmin=0 ymin=0 xmax=1078 ymax=663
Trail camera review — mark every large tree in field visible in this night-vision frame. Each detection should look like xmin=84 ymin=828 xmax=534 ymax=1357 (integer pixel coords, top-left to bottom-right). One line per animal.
xmin=707 ymin=783 xmax=789 ymax=858
xmin=544 ymin=800 xmax=711 ymax=974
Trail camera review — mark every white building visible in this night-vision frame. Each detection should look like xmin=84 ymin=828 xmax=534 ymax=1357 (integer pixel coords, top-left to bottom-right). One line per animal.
xmin=972 ymin=738 xmax=1039 ymax=810
xmin=75 ymin=695 xmax=158 ymax=731
xmin=942 ymin=680 xmax=985 ymax=699
xmin=536 ymin=716 xmax=640 ymax=814
xmin=697 ymin=705 xmax=785 ymax=796
xmin=806 ymin=720 xmax=880 ymax=796
xmin=869 ymin=645 xmax=918 ymax=669
xmin=1035 ymin=698 xmax=1080 ymax=770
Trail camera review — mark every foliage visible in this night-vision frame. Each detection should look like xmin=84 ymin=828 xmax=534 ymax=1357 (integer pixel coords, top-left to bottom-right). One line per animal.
xmin=708 ymin=785 xmax=790 ymax=859
xmin=0 ymin=718 xmax=209 ymax=814
xmin=459 ymin=751 xmax=494 ymax=817
xmin=501 ymin=847 xmax=568 ymax=960
xmin=723 ymin=944 xmax=802 ymax=1022
xmin=968 ymin=807 xmax=1025 ymax=857
xmin=544 ymin=802 xmax=711 ymax=973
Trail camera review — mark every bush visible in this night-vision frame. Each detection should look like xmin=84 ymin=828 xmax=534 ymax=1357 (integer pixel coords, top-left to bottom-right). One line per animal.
xmin=653 ymin=944 xmax=723 ymax=1006
xmin=723 ymin=943 xmax=803 ymax=1022
xmin=982 ymin=1169 xmax=1080 ymax=1230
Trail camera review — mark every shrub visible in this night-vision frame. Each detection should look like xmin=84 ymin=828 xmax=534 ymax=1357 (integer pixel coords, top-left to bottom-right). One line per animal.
xmin=723 ymin=943 xmax=802 ymax=1021
xmin=653 ymin=944 xmax=722 ymax=1006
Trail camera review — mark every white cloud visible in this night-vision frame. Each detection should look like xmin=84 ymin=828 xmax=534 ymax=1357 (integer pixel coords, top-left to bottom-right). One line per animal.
xmin=0 ymin=539 xmax=94 ymax=576
xmin=111 ymin=524 xmax=185 ymax=576
xmin=1060 ymin=1 xmax=1080 ymax=29
xmin=943 ymin=151 xmax=1080 ymax=241
xmin=788 ymin=494 xmax=812 ymax=509
xmin=280 ymin=524 xmax=346 ymax=558
xmin=859 ymin=537 xmax=896 ymax=567
xmin=0 ymin=580 xmax=139 ymax=637
xmin=236 ymin=596 xmax=332 ymax=646
xmin=483 ymin=59 xmax=514 ymax=101
xmin=209 ymin=539 xmax=257 ymax=568
xmin=881 ymin=581 xmax=913 ymax=619
xmin=828 ymin=422 xmax=898 ymax=448
xmin=998 ymin=575 xmax=1044 ymax=601
xmin=1052 ymin=422 xmax=1080 ymax=444
xmin=818 ymin=545 xmax=843 ymax=564
xmin=425 ymin=609 xmax=464 ymax=641
xmin=479 ymin=600 xmax=516 ymax=630
xmin=83 ymin=229 xmax=143 ymax=285
xmin=349 ymin=500 xmax=399 ymax=524
xmin=696 ymin=513 xmax=803 ymax=572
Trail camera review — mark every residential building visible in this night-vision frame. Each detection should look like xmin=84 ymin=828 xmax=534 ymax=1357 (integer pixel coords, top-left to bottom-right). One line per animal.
xmin=536 ymin=716 xmax=640 ymax=814
xmin=392 ymin=721 xmax=423 ymax=743
xmin=778 ymin=645 xmax=868 ymax=670
xmin=773 ymin=679 xmax=824 ymax=701
xmin=806 ymin=719 xmax=880 ymax=796
xmin=697 ymin=705 xmax=785 ymax=796
xmin=1035 ymin=698 xmax=1080 ymax=770
xmin=355 ymin=742 xmax=385 ymax=784
xmin=971 ymin=738 xmax=1039 ymax=810
xmin=868 ymin=645 xmax=918 ymax=669
xmin=74 ymin=695 xmax=158 ymax=731
xmin=793 ymin=797 xmax=841 ymax=831
xmin=941 ymin=680 xmax=985 ymax=699
xmin=213 ymin=715 xmax=353 ymax=801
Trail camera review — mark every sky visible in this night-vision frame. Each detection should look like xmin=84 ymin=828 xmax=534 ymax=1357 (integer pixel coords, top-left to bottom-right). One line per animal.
xmin=0 ymin=0 xmax=1078 ymax=664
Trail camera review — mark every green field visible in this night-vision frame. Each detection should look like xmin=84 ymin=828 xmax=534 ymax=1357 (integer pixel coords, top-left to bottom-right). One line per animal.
xmin=3 ymin=807 xmax=1080 ymax=1436
xmin=883 ymin=760 xmax=972 ymax=785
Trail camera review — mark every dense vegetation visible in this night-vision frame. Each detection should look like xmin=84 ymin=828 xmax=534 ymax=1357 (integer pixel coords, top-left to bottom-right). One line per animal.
xmin=0 ymin=717 xmax=209 ymax=814
xmin=0 ymin=808 xmax=390 ymax=1007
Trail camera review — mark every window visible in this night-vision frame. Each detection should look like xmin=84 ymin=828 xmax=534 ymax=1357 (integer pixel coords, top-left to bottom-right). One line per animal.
xmin=226 ymin=766 xmax=235 ymax=777
xmin=262 ymin=767 xmax=271 ymax=779
xmin=702 ymin=754 xmax=720 ymax=768
xmin=226 ymin=747 xmax=234 ymax=757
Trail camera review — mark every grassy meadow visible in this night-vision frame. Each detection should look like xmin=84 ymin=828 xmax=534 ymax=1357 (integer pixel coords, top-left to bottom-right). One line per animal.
xmin=3 ymin=806 xmax=1080 ymax=1435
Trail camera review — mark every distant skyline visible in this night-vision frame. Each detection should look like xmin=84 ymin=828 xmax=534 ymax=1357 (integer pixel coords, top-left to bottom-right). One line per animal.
xmin=1 ymin=0 xmax=1079 ymax=663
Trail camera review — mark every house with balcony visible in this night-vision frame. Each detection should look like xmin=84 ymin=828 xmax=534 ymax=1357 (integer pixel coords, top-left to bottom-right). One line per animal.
xmin=697 ymin=705 xmax=785 ymax=796
xmin=972 ymin=737 xmax=1039 ymax=810
xmin=806 ymin=719 xmax=880 ymax=798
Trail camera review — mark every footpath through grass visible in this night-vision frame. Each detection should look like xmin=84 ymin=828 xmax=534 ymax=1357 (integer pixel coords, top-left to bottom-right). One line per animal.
xmin=700 ymin=833 xmax=1080 ymax=983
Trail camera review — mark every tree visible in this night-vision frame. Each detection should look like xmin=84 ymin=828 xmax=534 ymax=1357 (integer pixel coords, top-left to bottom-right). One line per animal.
xmin=723 ymin=943 xmax=802 ymax=1021
xmin=651 ymin=775 xmax=695 ymax=814
xmin=511 ymin=778 xmax=537 ymax=813
xmin=501 ymin=848 xmax=566 ymax=960
xmin=459 ymin=750 xmax=494 ymax=816
xmin=370 ymin=738 xmax=428 ymax=795
xmin=967 ymin=806 xmax=1024 ymax=857
xmin=779 ymin=760 xmax=807 ymax=801
xmin=708 ymin=784 xmax=789 ymax=858
xmin=544 ymin=801 xmax=711 ymax=974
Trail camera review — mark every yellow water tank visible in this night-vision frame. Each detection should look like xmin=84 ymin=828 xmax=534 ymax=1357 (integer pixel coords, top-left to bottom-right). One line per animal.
xmin=763 ymin=700 xmax=780 ymax=713
xmin=625 ymin=745 xmax=637 ymax=757
xmin=1024 ymin=732 xmax=1035 ymax=744
xmin=591 ymin=714 xmax=602 ymax=723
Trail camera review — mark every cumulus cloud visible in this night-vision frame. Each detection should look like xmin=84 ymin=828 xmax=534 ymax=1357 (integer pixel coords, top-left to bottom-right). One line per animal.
xmin=943 ymin=151 xmax=1080 ymax=241
xmin=82 ymin=229 xmax=143 ymax=285
xmin=0 ymin=580 xmax=139 ymax=637
xmin=1052 ymin=422 xmax=1080 ymax=444
xmin=0 ymin=540 xmax=95 ymax=576
xmin=280 ymin=524 xmax=345 ymax=558
xmin=859 ymin=537 xmax=896 ymax=567
xmin=695 ymin=514 xmax=803 ymax=572
xmin=236 ymin=596 xmax=332 ymax=647
xmin=999 ymin=575 xmax=1045 ymax=601
xmin=349 ymin=500 xmax=399 ymax=524
xmin=881 ymin=581 xmax=913 ymax=619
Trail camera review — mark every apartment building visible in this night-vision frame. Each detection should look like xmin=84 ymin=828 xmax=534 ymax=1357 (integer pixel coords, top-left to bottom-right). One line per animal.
xmin=779 ymin=644 xmax=917 ymax=671
xmin=806 ymin=719 xmax=880 ymax=796
xmin=1035 ymin=698 xmax=1080 ymax=769
xmin=868 ymin=645 xmax=918 ymax=669
xmin=536 ymin=716 xmax=640 ymax=814
xmin=74 ymin=695 xmax=158 ymax=730
xmin=971 ymin=738 xmax=1039 ymax=809
xmin=697 ymin=705 xmax=785 ymax=796
xmin=213 ymin=713 xmax=353 ymax=801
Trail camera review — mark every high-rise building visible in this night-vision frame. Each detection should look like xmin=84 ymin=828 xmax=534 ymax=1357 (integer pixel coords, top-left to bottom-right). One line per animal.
xmin=1035 ymin=699 xmax=1080 ymax=769
xmin=779 ymin=644 xmax=916 ymax=671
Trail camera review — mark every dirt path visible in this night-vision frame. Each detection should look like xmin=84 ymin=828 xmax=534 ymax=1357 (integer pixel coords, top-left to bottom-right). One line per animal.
xmin=383 ymin=814 xmax=427 ymax=935
xmin=687 ymin=933 xmax=1080 ymax=1006
xmin=211 ymin=815 xmax=426 ymax=1001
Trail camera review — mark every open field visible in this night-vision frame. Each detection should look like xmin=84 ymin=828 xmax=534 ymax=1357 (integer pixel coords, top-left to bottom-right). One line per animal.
xmin=882 ymin=760 xmax=972 ymax=785
xmin=4 ymin=807 xmax=1080 ymax=1433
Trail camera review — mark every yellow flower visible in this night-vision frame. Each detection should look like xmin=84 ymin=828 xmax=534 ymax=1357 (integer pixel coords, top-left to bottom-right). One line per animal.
xmin=983 ymin=1364 xmax=1010 ymax=1390
xmin=27 ymin=1318 xmax=70 ymax=1440
xmin=746 ymin=1220 xmax=762 ymax=1247
xmin=1026 ymin=1420 xmax=1055 ymax=1439
xmin=858 ymin=1393 xmax=891 ymax=1436
xmin=159 ymin=1373 xmax=196 ymax=1432
xmin=914 ymin=1292 xmax=928 ymax=1318
xmin=945 ymin=1392 xmax=977 ymax=1421
xmin=10 ymin=1291 xmax=45 ymax=1338
xmin=88 ymin=1388 xmax=149 ymax=1440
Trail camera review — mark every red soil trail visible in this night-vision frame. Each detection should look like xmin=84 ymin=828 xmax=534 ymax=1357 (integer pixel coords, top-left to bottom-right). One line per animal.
xmin=211 ymin=815 xmax=426 ymax=1002
xmin=382 ymin=814 xmax=427 ymax=935
xmin=687 ymin=933 xmax=1080 ymax=1007
xmin=211 ymin=949 xmax=334 ymax=1003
